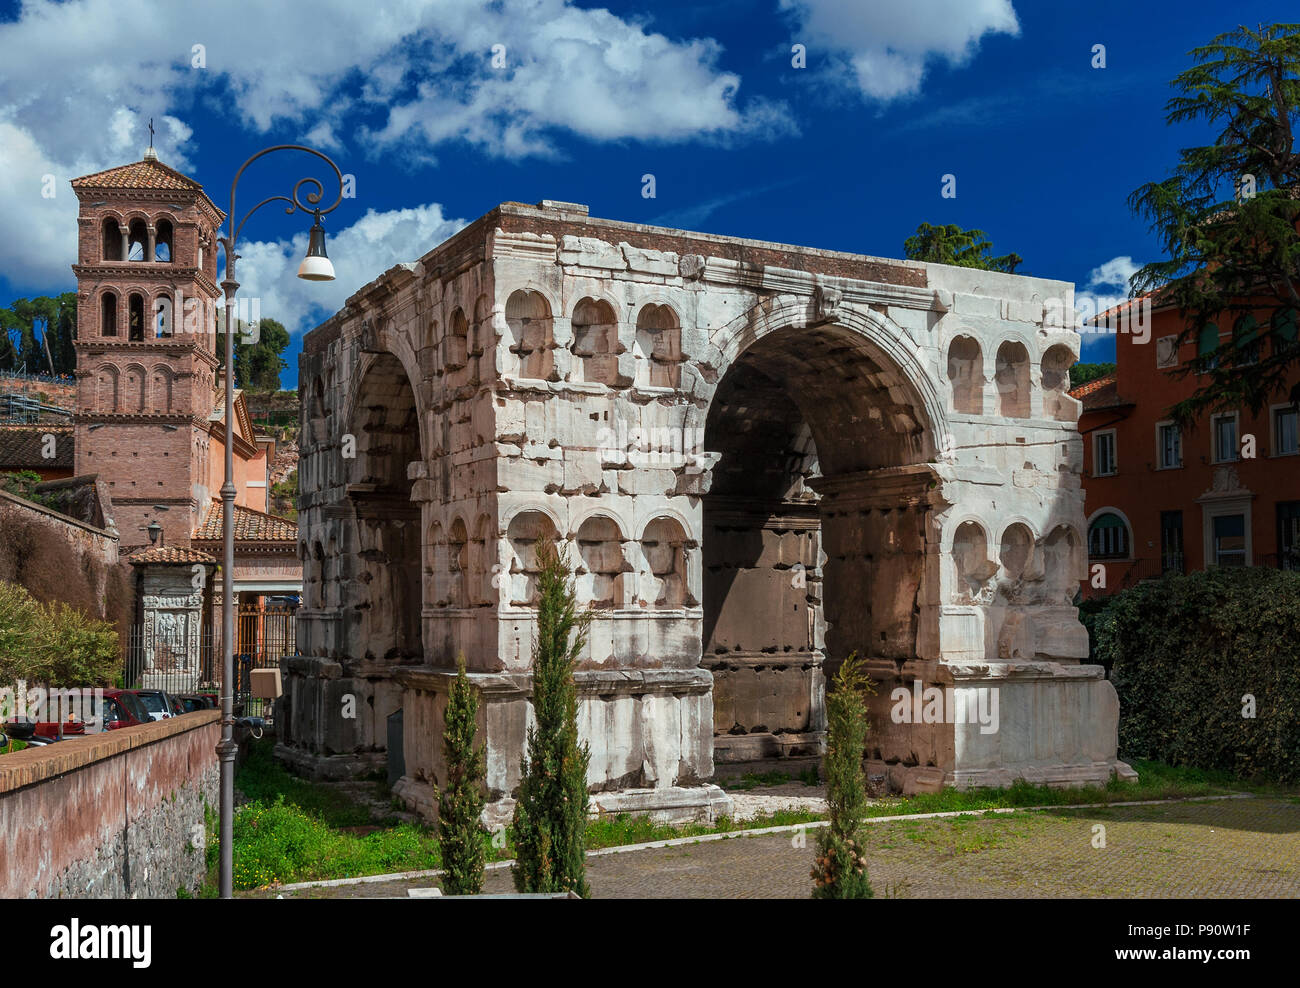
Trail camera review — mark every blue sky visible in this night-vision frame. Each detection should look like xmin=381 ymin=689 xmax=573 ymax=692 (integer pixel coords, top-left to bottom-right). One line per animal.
xmin=2 ymin=0 xmax=1296 ymax=385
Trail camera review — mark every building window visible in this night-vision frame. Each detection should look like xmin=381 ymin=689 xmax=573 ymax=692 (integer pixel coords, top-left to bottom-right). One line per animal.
xmin=1157 ymin=421 xmax=1181 ymax=469
xmin=1093 ymin=430 xmax=1117 ymax=477
xmin=1278 ymin=501 xmax=1300 ymax=571
xmin=1160 ymin=511 xmax=1184 ymax=574
xmin=1212 ymin=413 xmax=1238 ymax=463
xmin=155 ymin=218 xmax=174 ymax=263
xmin=1088 ymin=512 xmax=1129 ymax=559
xmin=1213 ymin=514 xmax=1247 ymax=567
xmin=128 ymin=293 xmax=145 ymax=341
xmin=1273 ymin=405 xmax=1298 ymax=456
xmin=1198 ymin=322 xmax=1220 ymax=370
xmin=1272 ymin=308 xmax=1298 ymax=354
xmin=100 ymin=291 xmax=118 ymax=337
xmin=1233 ymin=314 xmax=1260 ymax=365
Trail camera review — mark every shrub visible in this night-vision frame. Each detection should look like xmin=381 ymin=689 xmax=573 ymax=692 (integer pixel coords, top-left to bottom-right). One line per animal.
xmin=1101 ymin=567 xmax=1300 ymax=782
xmin=0 ymin=580 xmax=119 ymax=686
xmin=0 ymin=581 xmax=38 ymax=680
xmin=437 ymin=654 xmax=487 ymax=895
xmin=0 ymin=470 xmax=53 ymax=508
xmin=511 ymin=540 xmax=592 ymax=897
xmin=812 ymin=653 xmax=875 ymax=899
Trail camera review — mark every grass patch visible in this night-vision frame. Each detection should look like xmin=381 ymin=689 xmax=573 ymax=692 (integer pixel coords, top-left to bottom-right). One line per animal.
xmin=215 ymin=747 xmax=1283 ymax=892
xmin=232 ymin=797 xmax=441 ymax=889
xmin=719 ymin=771 xmax=791 ymax=791
xmin=856 ymin=758 xmax=1266 ymax=820
xmin=236 ymin=739 xmax=385 ymax=828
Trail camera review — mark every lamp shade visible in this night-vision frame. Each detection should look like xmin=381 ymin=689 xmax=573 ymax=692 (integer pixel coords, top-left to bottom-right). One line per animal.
xmin=297 ymin=217 xmax=335 ymax=282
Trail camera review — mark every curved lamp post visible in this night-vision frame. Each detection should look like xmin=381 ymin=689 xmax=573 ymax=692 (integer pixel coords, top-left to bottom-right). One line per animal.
xmin=216 ymin=145 xmax=343 ymax=899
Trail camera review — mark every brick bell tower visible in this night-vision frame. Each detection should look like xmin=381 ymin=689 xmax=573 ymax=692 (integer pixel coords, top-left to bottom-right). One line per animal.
xmin=71 ymin=144 xmax=226 ymax=551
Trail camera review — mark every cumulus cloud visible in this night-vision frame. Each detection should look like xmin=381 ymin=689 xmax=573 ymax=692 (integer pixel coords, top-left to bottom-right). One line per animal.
xmin=780 ymin=0 xmax=1019 ymax=101
xmin=232 ymin=203 xmax=467 ymax=337
xmin=0 ymin=0 xmax=785 ymax=291
xmin=1087 ymin=255 xmax=1140 ymax=292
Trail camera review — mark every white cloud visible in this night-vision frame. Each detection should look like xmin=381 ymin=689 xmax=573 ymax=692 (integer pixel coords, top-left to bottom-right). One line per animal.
xmin=780 ymin=0 xmax=1019 ymax=101
xmin=1088 ymin=255 xmax=1140 ymax=292
xmin=233 ymin=203 xmax=467 ymax=337
xmin=0 ymin=0 xmax=786 ymax=292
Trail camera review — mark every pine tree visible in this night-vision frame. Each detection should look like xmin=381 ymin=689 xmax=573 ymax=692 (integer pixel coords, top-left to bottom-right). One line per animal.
xmin=436 ymin=653 xmax=487 ymax=895
xmin=511 ymin=539 xmax=592 ymax=897
xmin=811 ymin=653 xmax=876 ymax=899
xmin=1128 ymin=22 xmax=1300 ymax=419
xmin=903 ymin=221 xmax=1023 ymax=273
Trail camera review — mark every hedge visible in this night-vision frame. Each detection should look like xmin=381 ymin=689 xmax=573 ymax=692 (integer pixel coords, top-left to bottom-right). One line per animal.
xmin=1098 ymin=567 xmax=1300 ymax=783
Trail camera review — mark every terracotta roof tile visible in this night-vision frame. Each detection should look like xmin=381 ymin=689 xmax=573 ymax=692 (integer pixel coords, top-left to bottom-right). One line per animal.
xmin=1070 ymin=374 xmax=1132 ymax=412
xmin=71 ymin=157 xmax=205 ymax=193
xmin=127 ymin=545 xmax=218 ymax=565
xmin=194 ymin=500 xmax=297 ymax=543
xmin=0 ymin=426 xmax=74 ymax=469
xmin=1069 ymin=373 xmax=1116 ymax=399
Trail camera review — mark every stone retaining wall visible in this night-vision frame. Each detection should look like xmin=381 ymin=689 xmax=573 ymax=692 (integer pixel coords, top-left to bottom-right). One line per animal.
xmin=0 ymin=710 xmax=219 ymax=898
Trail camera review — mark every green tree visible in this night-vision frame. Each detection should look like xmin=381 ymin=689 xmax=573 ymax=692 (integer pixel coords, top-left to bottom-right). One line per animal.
xmin=1128 ymin=22 xmax=1300 ymax=422
xmin=904 ymin=222 xmax=1023 ymax=273
xmin=216 ymin=317 xmax=292 ymax=391
xmin=0 ymin=293 xmax=78 ymax=376
xmin=0 ymin=581 xmax=39 ymax=684
xmin=0 ymin=328 xmax=19 ymax=371
xmin=437 ymin=654 xmax=488 ymax=895
xmin=1069 ymin=362 xmax=1116 ymax=387
xmin=511 ymin=540 xmax=592 ymax=897
xmin=0 ymin=581 xmax=118 ymax=686
xmin=811 ymin=653 xmax=875 ymax=899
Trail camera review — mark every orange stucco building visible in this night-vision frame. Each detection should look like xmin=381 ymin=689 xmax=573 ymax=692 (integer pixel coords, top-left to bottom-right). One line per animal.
xmin=1075 ymin=302 xmax=1300 ymax=596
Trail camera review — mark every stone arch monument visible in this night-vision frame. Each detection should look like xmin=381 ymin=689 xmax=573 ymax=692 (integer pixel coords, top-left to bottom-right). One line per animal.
xmin=281 ymin=200 xmax=1132 ymax=823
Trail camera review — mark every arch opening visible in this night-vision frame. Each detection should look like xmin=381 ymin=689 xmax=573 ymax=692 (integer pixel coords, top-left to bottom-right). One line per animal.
xmin=344 ymin=352 xmax=424 ymax=660
xmin=703 ymin=322 xmax=938 ymax=764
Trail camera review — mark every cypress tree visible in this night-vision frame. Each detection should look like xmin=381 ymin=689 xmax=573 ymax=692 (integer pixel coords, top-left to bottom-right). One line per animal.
xmin=811 ymin=652 xmax=876 ymax=899
xmin=511 ymin=539 xmax=592 ymax=897
xmin=437 ymin=653 xmax=487 ymax=895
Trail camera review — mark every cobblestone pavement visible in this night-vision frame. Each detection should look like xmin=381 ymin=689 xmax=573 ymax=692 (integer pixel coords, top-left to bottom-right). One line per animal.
xmin=265 ymin=796 xmax=1300 ymax=899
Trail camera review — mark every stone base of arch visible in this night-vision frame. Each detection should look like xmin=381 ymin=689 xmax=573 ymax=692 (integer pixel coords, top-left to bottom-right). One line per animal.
xmin=389 ymin=664 xmax=735 ymax=828
xmin=861 ymin=657 xmax=1135 ymax=795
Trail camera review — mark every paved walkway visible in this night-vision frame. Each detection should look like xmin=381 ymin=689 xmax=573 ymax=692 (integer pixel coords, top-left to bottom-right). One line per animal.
xmin=266 ymin=795 xmax=1300 ymax=899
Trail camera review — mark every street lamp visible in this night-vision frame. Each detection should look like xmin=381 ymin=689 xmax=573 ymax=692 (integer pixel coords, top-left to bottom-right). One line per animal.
xmin=216 ymin=145 xmax=343 ymax=899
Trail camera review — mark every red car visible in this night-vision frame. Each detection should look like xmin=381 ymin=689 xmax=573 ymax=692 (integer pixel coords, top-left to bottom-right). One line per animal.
xmin=98 ymin=690 xmax=155 ymax=730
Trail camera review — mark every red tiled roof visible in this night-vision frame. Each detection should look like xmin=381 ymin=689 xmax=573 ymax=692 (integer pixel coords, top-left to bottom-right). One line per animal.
xmin=127 ymin=545 xmax=218 ymax=565
xmin=1070 ymin=374 xmax=1132 ymax=412
xmin=194 ymin=500 xmax=297 ymax=543
xmin=1069 ymin=373 xmax=1116 ymax=399
xmin=0 ymin=425 xmax=74 ymax=469
xmin=71 ymin=157 xmax=205 ymax=193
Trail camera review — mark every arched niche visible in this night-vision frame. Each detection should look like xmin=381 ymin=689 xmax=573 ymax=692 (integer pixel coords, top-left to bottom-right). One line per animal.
xmin=507 ymin=510 xmax=559 ymax=605
xmin=995 ymin=340 xmax=1031 ymax=418
xmin=505 ymin=289 xmax=554 ymax=381
xmin=946 ymin=336 xmax=984 ymax=414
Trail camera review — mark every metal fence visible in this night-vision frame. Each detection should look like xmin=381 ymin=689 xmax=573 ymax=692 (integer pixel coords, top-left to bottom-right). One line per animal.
xmin=122 ymin=605 xmax=297 ymax=719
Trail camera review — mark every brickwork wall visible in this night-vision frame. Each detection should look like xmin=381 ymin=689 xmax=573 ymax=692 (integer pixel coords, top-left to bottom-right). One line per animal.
xmin=0 ymin=712 xmax=219 ymax=898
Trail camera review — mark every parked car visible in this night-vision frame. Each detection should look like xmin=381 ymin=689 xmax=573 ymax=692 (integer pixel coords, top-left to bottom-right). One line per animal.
xmin=127 ymin=689 xmax=179 ymax=721
xmin=5 ymin=717 xmax=87 ymax=742
xmin=175 ymin=693 xmax=215 ymax=713
xmin=99 ymin=690 xmax=155 ymax=730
